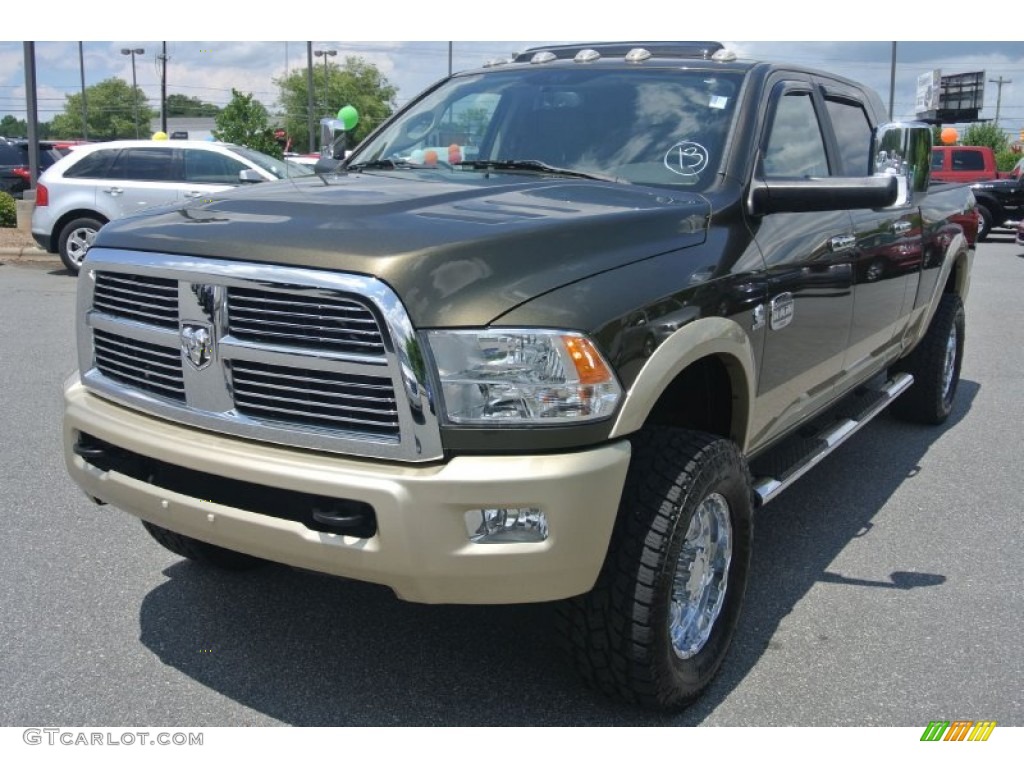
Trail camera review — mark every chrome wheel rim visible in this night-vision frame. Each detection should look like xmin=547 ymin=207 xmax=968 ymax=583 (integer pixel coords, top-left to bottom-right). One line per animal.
xmin=66 ymin=226 xmax=96 ymax=266
xmin=941 ymin=323 xmax=958 ymax=402
xmin=669 ymin=492 xmax=733 ymax=660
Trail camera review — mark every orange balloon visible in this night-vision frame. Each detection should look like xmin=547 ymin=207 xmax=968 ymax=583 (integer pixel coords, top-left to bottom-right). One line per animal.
xmin=940 ymin=127 xmax=958 ymax=145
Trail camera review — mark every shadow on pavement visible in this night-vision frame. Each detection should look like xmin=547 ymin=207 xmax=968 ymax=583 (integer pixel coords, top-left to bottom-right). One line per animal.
xmin=136 ymin=381 xmax=978 ymax=726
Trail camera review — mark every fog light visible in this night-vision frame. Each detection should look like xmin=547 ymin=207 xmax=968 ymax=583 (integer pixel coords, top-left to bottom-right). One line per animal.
xmin=465 ymin=507 xmax=548 ymax=543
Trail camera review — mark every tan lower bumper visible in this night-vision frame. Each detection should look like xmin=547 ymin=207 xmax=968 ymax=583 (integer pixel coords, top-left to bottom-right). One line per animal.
xmin=63 ymin=376 xmax=630 ymax=604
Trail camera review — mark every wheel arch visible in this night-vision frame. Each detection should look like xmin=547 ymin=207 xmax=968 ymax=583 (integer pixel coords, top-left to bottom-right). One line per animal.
xmin=609 ymin=317 xmax=757 ymax=452
xmin=52 ymin=209 xmax=108 ymax=242
xmin=901 ymin=233 xmax=972 ymax=358
xmin=945 ymin=244 xmax=972 ymax=299
xmin=971 ymin=192 xmax=1003 ymax=223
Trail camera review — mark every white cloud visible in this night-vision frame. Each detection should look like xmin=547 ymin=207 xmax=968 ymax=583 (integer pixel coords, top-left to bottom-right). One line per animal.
xmin=4 ymin=39 xmax=1024 ymax=134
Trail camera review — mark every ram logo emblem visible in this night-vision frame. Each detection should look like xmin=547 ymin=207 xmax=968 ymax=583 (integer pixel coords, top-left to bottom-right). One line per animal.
xmin=180 ymin=322 xmax=214 ymax=370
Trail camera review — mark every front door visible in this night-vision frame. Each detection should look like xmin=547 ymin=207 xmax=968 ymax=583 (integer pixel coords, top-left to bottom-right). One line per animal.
xmin=749 ymin=82 xmax=857 ymax=446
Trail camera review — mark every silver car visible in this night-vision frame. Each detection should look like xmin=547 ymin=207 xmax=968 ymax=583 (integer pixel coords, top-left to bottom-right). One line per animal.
xmin=31 ymin=139 xmax=313 ymax=273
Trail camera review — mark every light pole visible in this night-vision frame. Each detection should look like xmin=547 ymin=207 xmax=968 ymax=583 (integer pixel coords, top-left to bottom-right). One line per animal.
xmin=313 ymin=48 xmax=337 ymax=116
xmin=120 ymin=47 xmax=144 ymax=138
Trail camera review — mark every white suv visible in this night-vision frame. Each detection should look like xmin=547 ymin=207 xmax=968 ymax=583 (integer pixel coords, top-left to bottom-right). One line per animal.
xmin=32 ymin=140 xmax=313 ymax=273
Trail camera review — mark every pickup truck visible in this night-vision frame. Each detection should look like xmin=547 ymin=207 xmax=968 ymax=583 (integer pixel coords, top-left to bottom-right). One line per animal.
xmin=970 ymin=173 xmax=1024 ymax=239
xmin=63 ymin=42 xmax=976 ymax=711
xmin=930 ymin=144 xmax=999 ymax=184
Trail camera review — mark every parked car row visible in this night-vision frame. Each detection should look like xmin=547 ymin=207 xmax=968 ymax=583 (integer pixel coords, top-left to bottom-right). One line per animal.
xmin=0 ymin=138 xmax=68 ymax=199
xmin=31 ymin=139 xmax=314 ymax=272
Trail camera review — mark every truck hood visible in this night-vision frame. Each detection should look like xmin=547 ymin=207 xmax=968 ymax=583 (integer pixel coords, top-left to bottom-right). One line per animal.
xmin=971 ymin=178 xmax=1018 ymax=192
xmin=95 ymin=172 xmax=709 ymax=327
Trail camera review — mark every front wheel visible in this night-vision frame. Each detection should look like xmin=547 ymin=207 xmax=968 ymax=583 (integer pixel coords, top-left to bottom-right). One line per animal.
xmin=975 ymin=204 xmax=993 ymax=242
xmin=558 ymin=428 xmax=753 ymax=710
xmin=58 ymin=216 xmax=103 ymax=274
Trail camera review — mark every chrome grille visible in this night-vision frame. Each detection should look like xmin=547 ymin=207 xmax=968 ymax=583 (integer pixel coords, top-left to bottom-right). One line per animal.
xmin=227 ymin=287 xmax=386 ymax=356
xmin=94 ymin=271 xmax=178 ymax=329
xmin=78 ymin=250 xmax=442 ymax=461
xmin=93 ymin=328 xmax=185 ymax=401
xmin=231 ymin=361 xmax=399 ymax=436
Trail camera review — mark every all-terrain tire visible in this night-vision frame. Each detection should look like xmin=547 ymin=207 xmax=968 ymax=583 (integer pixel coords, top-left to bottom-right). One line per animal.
xmin=141 ymin=521 xmax=265 ymax=571
xmin=890 ymin=293 xmax=965 ymax=425
xmin=557 ymin=427 xmax=754 ymax=710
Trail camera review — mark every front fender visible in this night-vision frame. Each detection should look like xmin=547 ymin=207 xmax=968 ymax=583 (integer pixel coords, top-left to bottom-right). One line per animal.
xmin=903 ymin=231 xmax=972 ymax=354
xmin=609 ymin=316 xmax=757 ymax=452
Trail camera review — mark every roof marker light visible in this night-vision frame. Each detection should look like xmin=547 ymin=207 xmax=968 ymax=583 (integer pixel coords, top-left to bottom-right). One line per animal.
xmin=574 ymin=49 xmax=601 ymax=63
xmin=625 ymin=48 xmax=652 ymax=63
xmin=711 ymin=49 xmax=737 ymax=62
xmin=530 ymin=51 xmax=557 ymax=64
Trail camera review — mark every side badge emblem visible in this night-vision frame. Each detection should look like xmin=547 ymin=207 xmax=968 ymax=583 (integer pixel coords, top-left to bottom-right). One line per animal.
xmin=769 ymin=293 xmax=794 ymax=331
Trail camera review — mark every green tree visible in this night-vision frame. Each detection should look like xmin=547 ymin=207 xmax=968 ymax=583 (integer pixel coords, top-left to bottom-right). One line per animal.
xmin=166 ymin=93 xmax=220 ymax=117
xmin=276 ymin=56 xmax=397 ymax=152
xmin=48 ymin=77 xmax=155 ymax=140
xmin=0 ymin=115 xmax=28 ymax=137
xmin=995 ymin=146 xmax=1022 ymax=173
xmin=960 ymin=122 xmax=1009 ymax=154
xmin=212 ymin=89 xmax=281 ymax=158
xmin=958 ymin=123 xmax=1018 ymax=171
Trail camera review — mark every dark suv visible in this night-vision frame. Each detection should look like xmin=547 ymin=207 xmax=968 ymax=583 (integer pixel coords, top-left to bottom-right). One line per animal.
xmin=0 ymin=139 xmax=65 ymax=199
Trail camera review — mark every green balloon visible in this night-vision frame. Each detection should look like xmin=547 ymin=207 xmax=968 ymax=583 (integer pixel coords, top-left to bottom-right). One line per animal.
xmin=338 ymin=105 xmax=359 ymax=131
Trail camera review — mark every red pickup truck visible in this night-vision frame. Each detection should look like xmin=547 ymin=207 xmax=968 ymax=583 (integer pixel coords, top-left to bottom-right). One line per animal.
xmin=931 ymin=144 xmax=998 ymax=182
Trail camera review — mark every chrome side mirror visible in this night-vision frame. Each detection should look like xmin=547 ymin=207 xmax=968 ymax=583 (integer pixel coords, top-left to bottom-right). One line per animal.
xmin=873 ymin=122 xmax=932 ymax=206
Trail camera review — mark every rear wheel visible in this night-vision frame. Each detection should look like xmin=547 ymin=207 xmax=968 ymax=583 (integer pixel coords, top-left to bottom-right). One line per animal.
xmin=558 ymin=428 xmax=753 ymax=710
xmin=141 ymin=521 xmax=265 ymax=571
xmin=57 ymin=216 xmax=103 ymax=274
xmin=890 ymin=293 xmax=965 ymax=425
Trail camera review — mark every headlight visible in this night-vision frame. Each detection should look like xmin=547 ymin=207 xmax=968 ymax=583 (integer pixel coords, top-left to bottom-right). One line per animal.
xmin=426 ymin=329 xmax=622 ymax=425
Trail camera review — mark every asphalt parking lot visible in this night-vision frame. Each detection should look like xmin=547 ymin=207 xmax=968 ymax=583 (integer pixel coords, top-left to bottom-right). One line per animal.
xmin=0 ymin=237 xmax=1021 ymax=727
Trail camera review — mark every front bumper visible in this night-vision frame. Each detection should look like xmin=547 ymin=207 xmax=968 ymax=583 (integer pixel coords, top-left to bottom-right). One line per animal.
xmin=63 ymin=375 xmax=631 ymax=604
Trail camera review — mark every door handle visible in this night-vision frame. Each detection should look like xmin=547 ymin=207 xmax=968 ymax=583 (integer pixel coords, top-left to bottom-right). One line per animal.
xmin=103 ymin=187 xmax=123 ymax=196
xmin=184 ymin=190 xmax=204 ymax=198
xmin=892 ymin=220 xmax=912 ymax=235
xmin=829 ymin=235 xmax=856 ymax=252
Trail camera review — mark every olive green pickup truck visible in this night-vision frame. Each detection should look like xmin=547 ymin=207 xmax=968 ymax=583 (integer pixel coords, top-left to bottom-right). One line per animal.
xmin=64 ymin=42 xmax=977 ymax=710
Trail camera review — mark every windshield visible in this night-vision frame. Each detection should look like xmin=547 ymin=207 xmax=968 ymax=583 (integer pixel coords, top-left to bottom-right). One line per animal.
xmin=350 ymin=66 xmax=742 ymax=189
xmin=229 ymin=145 xmax=314 ymax=179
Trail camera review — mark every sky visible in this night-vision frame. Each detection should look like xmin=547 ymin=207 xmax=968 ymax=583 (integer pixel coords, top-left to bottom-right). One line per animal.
xmin=4 ymin=3 xmax=1024 ymax=136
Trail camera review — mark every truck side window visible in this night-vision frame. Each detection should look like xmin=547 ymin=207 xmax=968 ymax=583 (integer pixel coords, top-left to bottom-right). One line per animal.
xmin=952 ymin=150 xmax=984 ymax=171
xmin=825 ymin=98 xmax=872 ymax=176
xmin=762 ymin=92 xmax=829 ymax=178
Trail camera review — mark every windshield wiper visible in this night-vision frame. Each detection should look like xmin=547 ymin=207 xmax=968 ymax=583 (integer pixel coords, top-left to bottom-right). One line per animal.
xmin=455 ymin=159 xmax=622 ymax=183
xmin=344 ymin=159 xmax=416 ymax=172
